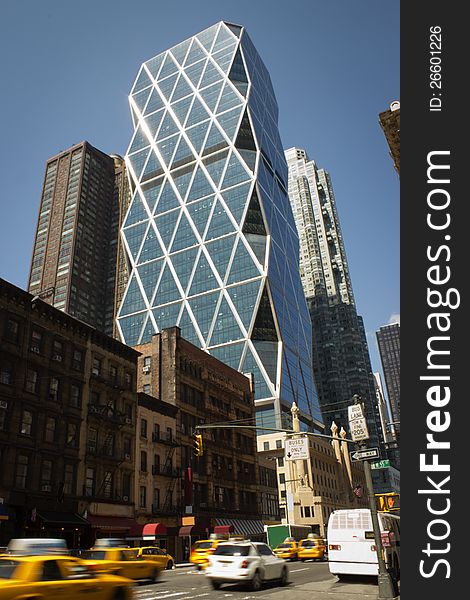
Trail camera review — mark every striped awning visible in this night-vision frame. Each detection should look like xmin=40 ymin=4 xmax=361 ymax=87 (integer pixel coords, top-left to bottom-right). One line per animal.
xmin=214 ymin=518 xmax=265 ymax=537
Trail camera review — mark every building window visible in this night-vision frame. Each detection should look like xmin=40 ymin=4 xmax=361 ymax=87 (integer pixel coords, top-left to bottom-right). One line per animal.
xmin=109 ymin=364 xmax=117 ymax=382
xmin=41 ymin=460 xmax=53 ymax=489
xmin=72 ymin=349 xmax=83 ymax=371
xmin=49 ymin=377 xmax=60 ymax=401
xmin=20 ymin=410 xmax=33 ymax=436
xmin=15 ymin=455 xmax=29 ymax=488
xmin=140 ymin=486 xmax=147 ymax=508
xmin=92 ymin=357 xmax=102 ymax=376
xmin=141 ymin=451 xmax=147 ymax=472
xmin=45 ymin=417 xmax=56 ymax=443
xmin=4 ymin=318 xmax=19 ymax=343
xmin=143 ymin=356 xmax=151 ymax=368
xmin=66 ymin=422 xmax=78 ymax=447
xmin=70 ymin=383 xmax=82 ymax=408
xmin=25 ymin=369 xmax=39 ymax=394
xmin=30 ymin=329 xmax=42 ymax=354
xmin=125 ymin=372 xmax=132 ymax=390
xmin=122 ymin=473 xmax=131 ymax=501
xmin=85 ymin=467 xmax=95 ymax=496
xmin=143 ymin=384 xmax=151 ymax=394
xmin=263 ymin=441 xmax=270 ymax=451
xmin=87 ymin=428 xmax=97 ymax=453
xmin=279 ymin=473 xmax=286 ymax=484
xmin=153 ymin=454 xmax=160 ymax=474
xmin=64 ymin=464 xmax=75 ymax=495
xmin=153 ymin=488 xmax=160 ymax=509
xmin=276 ymin=439 xmax=283 ymax=449
xmin=166 ymin=427 xmax=172 ymax=442
xmin=0 ymin=361 xmax=13 ymax=385
xmin=123 ymin=437 xmax=132 ymax=457
xmin=278 ymin=457 xmax=284 ymax=468
xmin=304 ymin=506 xmax=311 ymax=518
xmin=0 ymin=402 xmax=7 ymax=431
xmin=141 ymin=418 xmax=148 ymax=438
xmin=103 ymin=471 xmax=113 ymax=498
xmin=153 ymin=423 xmax=160 ymax=441
xmin=103 ymin=434 xmax=115 ymax=456
xmin=52 ymin=340 xmax=63 ymax=362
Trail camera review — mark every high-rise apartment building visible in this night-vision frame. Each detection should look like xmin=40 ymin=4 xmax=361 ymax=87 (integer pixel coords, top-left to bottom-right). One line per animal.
xmin=117 ymin=22 xmax=322 ymax=432
xmin=28 ymin=142 xmax=130 ymax=337
xmin=376 ymin=322 xmax=400 ymax=435
xmin=379 ymin=101 xmax=400 ymax=175
xmin=285 ymin=148 xmax=380 ymax=449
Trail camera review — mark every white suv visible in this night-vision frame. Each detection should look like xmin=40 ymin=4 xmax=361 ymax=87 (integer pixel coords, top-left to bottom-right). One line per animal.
xmin=205 ymin=541 xmax=289 ymax=591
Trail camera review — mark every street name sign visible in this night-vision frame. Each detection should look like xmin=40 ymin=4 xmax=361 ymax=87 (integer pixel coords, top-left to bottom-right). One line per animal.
xmin=371 ymin=459 xmax=391 ymax=470
xmin=350 ymin=447 xmax=380 ymax=462
xmin=285 ymin=437 xmax=309 ymax=461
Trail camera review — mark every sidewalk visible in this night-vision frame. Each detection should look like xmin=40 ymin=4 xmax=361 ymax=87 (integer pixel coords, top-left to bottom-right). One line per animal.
xmin=269 ymin=577 xmax=400 ymax=600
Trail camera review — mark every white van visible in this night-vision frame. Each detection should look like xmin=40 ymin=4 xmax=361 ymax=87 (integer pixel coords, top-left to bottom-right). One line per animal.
xmin=327 ymin=509 xmax=400 ymax=579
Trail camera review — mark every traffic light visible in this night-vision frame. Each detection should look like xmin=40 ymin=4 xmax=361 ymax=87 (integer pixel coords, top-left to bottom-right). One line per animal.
xmin=193 ymin=433 xmax=203 ymax=457
xmin=375 ymin=493 xmax=400 ymax=512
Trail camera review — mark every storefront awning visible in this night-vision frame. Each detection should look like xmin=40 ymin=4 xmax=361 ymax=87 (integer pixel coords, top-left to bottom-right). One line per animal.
xmin=87 ymin=516 xmax=142 ymax=536
xmin=214 ymin=518 xmax=265 ymax=537
xmin=213 ymin=525 xmax=234 ymax=535
xmin=143 ymin=522 xmax=167 ymax=537
xmin=37 ymin=511 xmax=88 ymax=526
xmin=179 ymin=525 xmax=206 ymax=536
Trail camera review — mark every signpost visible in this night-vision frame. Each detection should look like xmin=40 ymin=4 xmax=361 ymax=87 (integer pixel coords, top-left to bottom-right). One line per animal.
xmin=350 ymin=447 xmax=380 ymax=462
xmin=284 ymin=436 xmax=309 ymax=461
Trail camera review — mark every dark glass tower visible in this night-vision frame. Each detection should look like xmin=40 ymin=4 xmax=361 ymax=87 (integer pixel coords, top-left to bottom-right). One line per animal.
xmin=376 ymin=322 xmax=400 ymax=436
xmin=117 ymin=22 xmax=322 ymax=432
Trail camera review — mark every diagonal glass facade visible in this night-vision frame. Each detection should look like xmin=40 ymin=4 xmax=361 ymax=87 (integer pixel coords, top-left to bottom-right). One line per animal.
xmin=118 ymin=21 xmax=323 ymax=431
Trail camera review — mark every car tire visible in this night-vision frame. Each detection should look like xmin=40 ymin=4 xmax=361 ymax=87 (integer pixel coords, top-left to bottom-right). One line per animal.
xmin=280 ymin=567 xmax=288 ymax=586
xmin=113 ymin=589 xmax=126 ymax=600
xmin=150 ymin=569 xmax=159 ymax=583
xmin=250 ymin=571 xmax=262 ymax=591
xmin=210 ymin=580 xmax=221 ymax=590
xmin=166 ymin=560 xmax=174 ymax=570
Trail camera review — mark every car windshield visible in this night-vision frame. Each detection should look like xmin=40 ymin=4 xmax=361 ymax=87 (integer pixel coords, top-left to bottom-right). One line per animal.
xmin=0 ymin=559 xmax=20 ymax=579
xmin=81 ymin=551 xmax=106 ymax=560
xmin=214 ymin=545 xmax=251 ymax=556
xmin=276 ymin=543 xmax=293 ymax=549
xmin=300 ymin=541 xmax=317 ymax=547
xmin=194 ymin=542 xmax=213 ymax=550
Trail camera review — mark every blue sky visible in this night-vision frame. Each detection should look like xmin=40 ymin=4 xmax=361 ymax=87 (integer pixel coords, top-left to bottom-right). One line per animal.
xmin=0 ymin=0 xmax=399 ymax=376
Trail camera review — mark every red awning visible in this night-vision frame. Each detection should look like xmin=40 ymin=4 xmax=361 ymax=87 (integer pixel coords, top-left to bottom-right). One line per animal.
xmin=213 ymin=525 xmax=234 ymax=535
xmin=87 ymin=516 xmax=142 ymax=536
xmin=179 ymin=525 xmax=206 ymax=536
xmin=143 ymin=523 xmax=167 ymax=536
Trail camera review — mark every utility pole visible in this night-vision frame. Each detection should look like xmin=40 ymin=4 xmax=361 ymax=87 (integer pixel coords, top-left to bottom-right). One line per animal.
xmin=348 ymin=395 xmax=398 ymax=600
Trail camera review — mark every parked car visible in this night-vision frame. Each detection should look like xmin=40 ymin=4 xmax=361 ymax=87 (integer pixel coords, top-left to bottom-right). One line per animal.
xmin=0 ymin=555 xmax=134 ymax=599
xmin=205 ymin=541 xmax=289 ymax=591
xmin=135 ymin=546 xmax=175 ymax=569
xmin=81 ymin=547 xmax=159 ymax=582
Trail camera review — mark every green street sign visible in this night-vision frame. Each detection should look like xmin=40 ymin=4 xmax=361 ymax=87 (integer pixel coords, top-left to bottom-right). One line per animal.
xmin=371 ymin=459 xmax=391 ymax=470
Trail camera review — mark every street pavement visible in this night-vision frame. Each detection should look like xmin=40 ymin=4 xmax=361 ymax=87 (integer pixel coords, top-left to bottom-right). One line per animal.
xmin=132 ymin=561 xmax=399 ymax=600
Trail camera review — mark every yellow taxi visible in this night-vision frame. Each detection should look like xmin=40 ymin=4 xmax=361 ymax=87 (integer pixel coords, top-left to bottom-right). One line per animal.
xmin=273 ymin=540 xmax=299 ymax=561
xmin=297 ymin=536 xmax=326 ymax=561
xmin=0 ymin=554 xmax=134 ymax=599
xmin=135 ymin=547 xmax=174 ymax=570
xmin=81 ymin=548 xmax=160 ymax=582
xmin=189 ymin=540 xmax=221 ymax=570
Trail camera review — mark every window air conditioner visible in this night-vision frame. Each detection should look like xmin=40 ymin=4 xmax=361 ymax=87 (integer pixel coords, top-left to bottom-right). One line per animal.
xmin=42 ymin=485 xmax=52 ymax=492
xmin=142 ymin=365 xmax=151 ymax=373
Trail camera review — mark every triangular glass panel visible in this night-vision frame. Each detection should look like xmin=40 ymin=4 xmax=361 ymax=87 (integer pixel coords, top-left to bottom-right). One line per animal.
xmin=170 ymin=74 xmax=193 ymax=102
xmin=154 ymin=179 xmax=180 ymax=214
xmin=172 ymin=165 xmax=194 ymax=201
xmin=128 ymin=148 xmax=151 ymax=181
xmin=132 ymin=86 xmax=153 ymax=114
xmin=157 ymin=52 xmax=179 ymax=80
xmin=145 ymin=54 xmax=165 ymax=79
xmin=205 ymin=200 xmax=236 ymax=241
xmin=132 ymin=66 xmax=152 ymax=94
xmin=118 ymin=313 xmax=146 ymax=346
xmin=202 ymin=122 xmax=228 ymax=156
xmin=241 ymin=347 xmax=273 ymax=399
xmin=226 ymin=238 xmax=260 ymax=284
xmin=141 ymin=152 xmax=164 ymax=182
xmin=170 ymin=212 xmax=198 ymax=252
xmin=226 ymin=23 xmax=242 ymax=37
xmin=186 ymin=166 xmax=214 ymax=202
xmin=137 ymin=224 xmax=164 ymax=264
xmin=220 ymin=152 xmax=250 ymax=190
xmin=186 ymin=196 xmax=215 ymax=237
xmin=228 ymin=48 xmax=248 ymax=84
xmin=145 ymin=108 xmax=165 ymax=139
xmin=123 ymin=193 xmax=148 ymax=227
xmin=242 ymin=187 xmax=267 ymax=235
xmin=211 ymin=24 xmax=236 ymax=53
xmin=198 ymin=59 xmax=223 ymax=89
xmin=203 ymin=150 xmax=229 ymax=187
xmin=188 ymin=291 xmax=220 ymax=342
xmin=216 ymin=106 xmax=243 ymax=142
xmin=188 ymin=251 xmax=218 ymax=296
xmin=137 ymin=258 xmax=164 ymax=303
xmin=128 ymin=125 xmax=150 ymax=154
xmin=251 ymin=287 xmax=278 ymax=341
xmin=156 ymin=134 xmax=179 ymax=167
xmin=119 ymin=274 xmax=147 ymax=316
xmin=238 ymin=150 xmax=257 ymax=172
xmin=199 ymin=81 xmax=223 ymax=113
xmin=185 ymin=119 xmax=210 ymax=155
xmin=170 ymin=38 xmax=191 ymax=66
xmin=220 ymin=181 xmax=251 ymax=224
xmin=141 ymin=177 xmax=164 ymax=214
xmin=157 ymin=72 xmax=178 ymax=101
xmin=155 ymin=111 xmax=179 ymax=140
xmin=209 ymin=296 xmax=243 ymax=346
xmin=232 ymin=82 xmax=248 ymax=96
xmin=144 ymin=88 xmax=165 ymax=115
xmin=170 ymin=137 xmax=194 ymax=170
xmin=153 ymin=301 xmax=182 ymax=330
xmin=171 ymin=95 xmax=194 ymax=127
xmin=184 ymin=39 xmax=207 ymax=66
xmin=196 ymin=23 xmax=219 ymax=51
xmin=186 ymin=97 xmax=209 ymax=127
xmin=205 ymin=235 xmax=236 ymax=281
xmin=154 ymin=209 xmax=180 ymax=250
xmin=183 ymin=58 xmax=207 ymax=88
xmin=178 ymin=307 xmax=202 ymax=346
xmin=153 ymin=262 xmax=181 ymax=305
xmin=216 ymin=82 xmax=243 ymax=114
xmin=208 ymin=342 xmax=244 ymax=371
xmin=212 ymin=44 xmax=237 ymax=73
xmin=139 ymin=314 xmax=156 ymax=344
xmin=122 ymin=221 xmax=148 ymax=261
xmin=227 ymin=279 xmax=262 ymax=331
xmin=170 ymin=247 xmax=199 ymax=294
xmin=234 ymin=111 xmax=257 ymax=150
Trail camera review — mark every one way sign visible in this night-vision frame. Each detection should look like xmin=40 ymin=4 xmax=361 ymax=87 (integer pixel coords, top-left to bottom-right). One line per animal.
xmin=350 ymin=448 xmax=380 ymax=462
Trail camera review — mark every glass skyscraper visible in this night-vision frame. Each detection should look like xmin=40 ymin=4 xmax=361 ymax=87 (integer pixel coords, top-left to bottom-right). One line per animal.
xmin=117 ymin=22 xmax=322 ymax=431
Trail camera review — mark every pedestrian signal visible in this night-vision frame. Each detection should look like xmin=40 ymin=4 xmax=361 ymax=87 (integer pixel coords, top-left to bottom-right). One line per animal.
xmin=193 ymin=433 xmax=203 ymax=457
xmin=375 ymin=493 xmax=400 ymax=512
